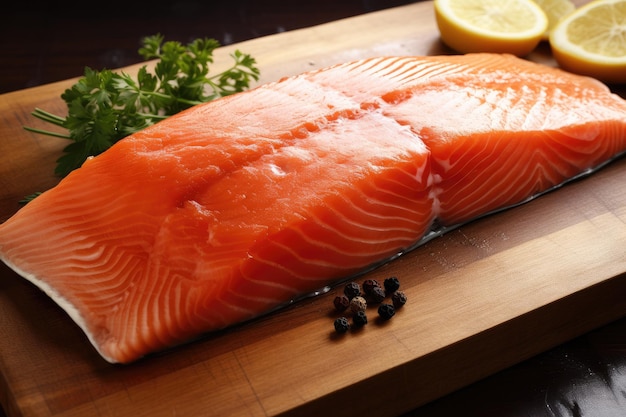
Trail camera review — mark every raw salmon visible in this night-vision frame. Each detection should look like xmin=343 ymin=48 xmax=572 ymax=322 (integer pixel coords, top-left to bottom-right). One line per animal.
xmin=1 ymin=53 xmax=626 ymax=364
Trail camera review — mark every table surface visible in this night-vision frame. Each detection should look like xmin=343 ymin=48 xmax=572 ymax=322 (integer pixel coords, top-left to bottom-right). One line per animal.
xmin=3 ymin=1 xmax=626 ymax=417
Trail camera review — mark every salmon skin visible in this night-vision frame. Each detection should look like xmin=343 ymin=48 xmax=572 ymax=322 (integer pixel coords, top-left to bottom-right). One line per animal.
xmin=1 ymin=53 xmax=626 ymax=364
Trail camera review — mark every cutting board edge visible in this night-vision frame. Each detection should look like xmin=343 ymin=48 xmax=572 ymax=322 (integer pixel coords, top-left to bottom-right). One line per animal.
xmin=271 ymin=271 xmax=626 ymax=417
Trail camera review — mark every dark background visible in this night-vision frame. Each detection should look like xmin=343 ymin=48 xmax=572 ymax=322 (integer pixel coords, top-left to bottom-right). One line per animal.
xmin=1 ymin=0 xmax=414 ymax=94
xmin=3 ymin=1 xmax=626 ymax=416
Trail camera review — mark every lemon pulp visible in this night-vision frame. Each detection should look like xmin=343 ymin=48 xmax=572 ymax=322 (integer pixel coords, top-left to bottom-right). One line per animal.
xmin=531 ymin=0 xmax=576 ymax=39
xmin=434 ymin=0 xmax=548 ymax=56
xmin=550 ymin=0 xmax=626 ymax=83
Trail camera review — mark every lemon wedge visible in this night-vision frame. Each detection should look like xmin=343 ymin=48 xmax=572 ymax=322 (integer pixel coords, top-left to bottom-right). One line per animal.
xmin=434 ymin=0 xmax=549 ymax=56
xmin=531 ymin=0 xmax=576 ymax=40
xmin=550 ymin=0 xmax=626 ymax=83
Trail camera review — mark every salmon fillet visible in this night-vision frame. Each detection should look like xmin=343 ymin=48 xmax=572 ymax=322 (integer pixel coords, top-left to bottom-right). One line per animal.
xmin=1 ymin=53 xmax=626 ymax=364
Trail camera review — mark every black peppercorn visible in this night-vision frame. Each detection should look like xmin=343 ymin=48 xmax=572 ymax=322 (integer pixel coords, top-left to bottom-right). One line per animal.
xmin=369 ymin=286 xmax=386 ymax=303
xmin=353 ymin=310 xmax=368 ymax=327
xmin=362 ymin=279 xmax=381 ymax=296
xmin=333 ymin=295 xmax=350 ymax=312
xmin=384 ymin=276 xmax=400 ymax=294
xmin=344 ymin=281 xmax=361 ymax=299
xmin=378 ymin=303 xmax=395 ymax=320
xmin=392 ymin=290 xmax=407 ymax=308
xmin=334 ymin=317 xmax=351 ymax=333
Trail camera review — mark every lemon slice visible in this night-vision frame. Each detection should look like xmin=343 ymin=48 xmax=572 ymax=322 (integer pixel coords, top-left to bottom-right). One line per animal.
xmin=531 ymin=0 xmax=576 ymax=40
xmin=434 ymin=0 xmax=549 ymax=56
xmin=550 ymin=0 xmax=626 ymax=83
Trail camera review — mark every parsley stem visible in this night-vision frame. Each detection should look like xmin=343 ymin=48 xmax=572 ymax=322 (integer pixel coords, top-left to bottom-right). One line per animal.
xmin=23 ymin=126 xmax=71 ymax=139
xmin=22 ymin=34 xmax=259 ymax=183
xmin=141 ymin=90 xmax=203 ymax=107
xmin=31 ymin=108 xmax=66 ymax=126
xmin=136 ymin=112 xmax=168 ymax=120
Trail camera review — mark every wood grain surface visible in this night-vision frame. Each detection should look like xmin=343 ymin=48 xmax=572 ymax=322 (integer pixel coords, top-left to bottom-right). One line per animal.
xmin=2 ymin=1 xmax=625 ymax=417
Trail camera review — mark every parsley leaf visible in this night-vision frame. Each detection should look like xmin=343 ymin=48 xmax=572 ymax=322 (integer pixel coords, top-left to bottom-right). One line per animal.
xmin=24 ymin=34 xmax=260 ymax=178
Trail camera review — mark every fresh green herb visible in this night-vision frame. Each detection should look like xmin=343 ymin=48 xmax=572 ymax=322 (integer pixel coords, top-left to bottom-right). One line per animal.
xmin=24 ymin=34 xmax=260 ymax=178
xmin=18 ymin=192 xmax=43 ymax=206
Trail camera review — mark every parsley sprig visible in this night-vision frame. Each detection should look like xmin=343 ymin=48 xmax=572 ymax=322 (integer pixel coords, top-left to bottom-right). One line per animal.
xmin=24 ymin=34 xmax=260 ymax=178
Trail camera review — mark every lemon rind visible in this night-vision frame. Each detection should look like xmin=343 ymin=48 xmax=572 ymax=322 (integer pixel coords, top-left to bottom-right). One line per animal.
xmin=549 ymin=0 xmax=626 ymax=66
xmin=436 ymin=0 xmax=549 ymax=41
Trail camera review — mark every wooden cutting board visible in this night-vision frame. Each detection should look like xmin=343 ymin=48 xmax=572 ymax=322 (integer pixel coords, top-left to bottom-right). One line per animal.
xmin=2 ymin=1 xmax=625 ymax=416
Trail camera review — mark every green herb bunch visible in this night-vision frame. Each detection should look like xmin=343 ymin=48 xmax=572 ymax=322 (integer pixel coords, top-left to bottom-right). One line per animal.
xmin=25 ymin=34 xmax=260 ymax=178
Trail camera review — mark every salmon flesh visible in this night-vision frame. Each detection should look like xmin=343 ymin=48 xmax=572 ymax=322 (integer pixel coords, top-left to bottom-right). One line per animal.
xmin=1 ymin=53 xmax=626 ymax=363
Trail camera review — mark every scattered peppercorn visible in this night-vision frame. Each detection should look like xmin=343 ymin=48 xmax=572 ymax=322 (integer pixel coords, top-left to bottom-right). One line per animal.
xmin=350 ymin=296 xmax=367 ymax=314
xmin=362 ymin=279 xmax=381 ymax=296
xmin=384 ymin=276 xmax=400 ymax=294
xmin=369 ymin=286 xmax=386 ymax=303
xmin=334 ymin=317 xmax=351 ymax=333
xmin=392 ymin=290 xmax=407 ymax=308
xmin=344 ymin=281 xmax=362 ymax=299
xmin=378 ymin=303 xmax=396 ymax=320
xmin=332 ymin=277 xmax=405 ymax=333
xmin=353 ymin=310 xmax=368 ymax=327
xmin=333 ymin=295 xmax=350 ymax=312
